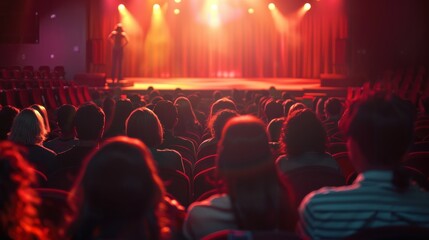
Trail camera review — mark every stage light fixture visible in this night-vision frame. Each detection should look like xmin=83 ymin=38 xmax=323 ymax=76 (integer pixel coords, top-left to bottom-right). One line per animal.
xmin=174 ymin=8 xmax=180 ymax=15
xmin=304 ymin=3 xmax=311 ymax=11
xmin=268 ymin=3 xmax=276 ymax=11
xmin=118 ymin=4 xmax=125 ymax=11
xmin=248 ymin=8 xmax=254 ymax=14
xmin=153 ymin=3 xmax=161 ymax=11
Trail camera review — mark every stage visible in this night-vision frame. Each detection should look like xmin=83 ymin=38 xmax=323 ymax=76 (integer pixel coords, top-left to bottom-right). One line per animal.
xmin=104 ymin=77 xmax=347 ymax=97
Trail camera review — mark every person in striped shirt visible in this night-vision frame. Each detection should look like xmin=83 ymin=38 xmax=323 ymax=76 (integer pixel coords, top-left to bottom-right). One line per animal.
xmin=297 ymin=93 xmax=429 ymax=239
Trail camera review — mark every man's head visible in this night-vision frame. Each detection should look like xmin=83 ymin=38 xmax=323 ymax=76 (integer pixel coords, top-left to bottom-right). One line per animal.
xmin=74 ymin=103 xmax=105 ymax=141
xmin=324 ymin=97 xmax=343 ymax=120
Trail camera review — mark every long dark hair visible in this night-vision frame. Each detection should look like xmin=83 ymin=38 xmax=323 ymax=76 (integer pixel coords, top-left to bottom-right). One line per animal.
xmin=216 ymin=115 xmax=295 ymax=230
xmin=67 ymin=136 xmax=167 ymax=239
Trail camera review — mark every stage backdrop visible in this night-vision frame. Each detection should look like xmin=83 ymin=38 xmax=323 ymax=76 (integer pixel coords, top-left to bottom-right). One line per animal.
xmin=88 ymin=0 xmax=347 ymax=79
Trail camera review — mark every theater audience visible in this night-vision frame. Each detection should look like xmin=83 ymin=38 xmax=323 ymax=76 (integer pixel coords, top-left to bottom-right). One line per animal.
xmin=287 ymin=102 xmax=307 ymax=116
xmin=126 ymin=107 xmax=185 ymax=173
xmin=184 ymin=116 xmax=296 ymax=239
xmin=66 ymin=137 xmax=183 ymax=240
xmin=197 ymin=109 xmax=238 ymax=160
xmin=55 ymin=103 xmax=105 ymax=189
xmin=153 ymin=100 xmax=196 ymax=157
xmin=322 ymin=97 xmax=344 ymax=136
xmin=297 ymin=93 xmax=429 ymax=239
xmin=276 ymin=109 xmax=339 ymax=173
xmin=264 ymin=99 xmax=284 ymax=123
xmin=282 ymin=99 xmax=296 ymax=117
xmin=30 ymin=104 xmax=53 ymax=140
xmin=8 ymin=108 xmax=58 ymax=175
xmin=174 ymin=96 xmax=203 ymax=138
xmin=44 ymin=104 xmax=78 ymax=154
xmin=0 ymin=141 xmax=47 ymax=240
xmin=102 ymin=98 xmax=133 ymax=139
xmin=102 ymin=96 xmax=115 ymax=131
xmin=0 ymin=105 xmax=19 ymax=140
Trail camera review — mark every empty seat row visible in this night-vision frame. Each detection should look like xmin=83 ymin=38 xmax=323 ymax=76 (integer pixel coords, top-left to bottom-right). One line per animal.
xmin=0 ymin=85 xmax=92 ymax=109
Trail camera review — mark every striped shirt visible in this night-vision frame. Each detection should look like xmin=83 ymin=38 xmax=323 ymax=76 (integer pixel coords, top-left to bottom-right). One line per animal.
xmin=297 ymin=170 xmax=429 ymax=239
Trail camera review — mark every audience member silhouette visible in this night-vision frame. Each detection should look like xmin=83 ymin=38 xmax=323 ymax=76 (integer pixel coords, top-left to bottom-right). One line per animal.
xmin=264 ymin=99 xmax=283 ymax=123
xmin=30 ymin=104 xmax=52 ymax=140
xmin=276 ymin=109 xmax=339 ymax=173
xmin=282 ymin=99 xmax=296 ymax=117
xmin=0 ymin=141 xmax=47 ymax=240
xmin=103 ymin=98 xmax=133 ymax=139
xmin=102 ymin=96 xmax=116 ymax=131
xmin=0 ymin=105 xmax=19 ymax=140
xmin=297 ymin=93 xmax=429 ymax=239
xmin=174 ymin=96 xmax=203 ymax=138
xmin=126 ymin=107 xmax=185 ymax=173
xmin=44 ymin=104 xmax=78 ymax=154
xmin=8 ymin=108 xmax=57 ymax=175
xmin=55 ymin=103 xmax=105 ymax=189
xmin=197 ymin=109 xmax=238 ymax=160
xmin=184 ymin=116 xmax=296 ymax=239
xmin=66 ymin=137 xmax=173 ymax=240
xmin=153 ymin=100 xmax=196 ymax=157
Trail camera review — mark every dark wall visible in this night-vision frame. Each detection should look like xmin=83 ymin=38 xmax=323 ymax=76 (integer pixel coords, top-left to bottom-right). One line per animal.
xmin=0 ymin=0 xmax=87 ymax=80
xmin=347 ymin=0 xmax=429 ymax=78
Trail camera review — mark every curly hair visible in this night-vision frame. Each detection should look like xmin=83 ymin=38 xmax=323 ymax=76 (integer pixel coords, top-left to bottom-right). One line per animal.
xmin=0 ymin=141 xmax=46 ymax=240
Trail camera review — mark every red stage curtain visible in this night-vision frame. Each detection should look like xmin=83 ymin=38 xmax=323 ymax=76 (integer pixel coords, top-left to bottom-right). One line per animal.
xmin=88 ymin=0 xmax=348 ymax=79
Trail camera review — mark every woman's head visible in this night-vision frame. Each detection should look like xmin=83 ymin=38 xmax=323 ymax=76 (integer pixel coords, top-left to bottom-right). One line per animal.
xmin=209 ymin=97 xmax=237 ymax=120
xmin=281 ymin=109 xmax=327 ymax=157
xmin=209 ymin=109 xmax=239 ymax=140
xmin=217 ymin=115 xmax=273 ymax=186
xmin=0 ymin=141 xmax=45 ymax=239
xmin=126 ymin=107 xmax=163 ymax=148
xmin=9 ymin=108 xmax=47 ymax=145
xmin=69 ymin=136 xmax=165 ymax=238
xmin=30 ymin=104 xmax=50 ymax=134
xmin=174 ymin=96 xmax=198 ymax=127
xmin=216 ymin=115 xmax=295 ymax=230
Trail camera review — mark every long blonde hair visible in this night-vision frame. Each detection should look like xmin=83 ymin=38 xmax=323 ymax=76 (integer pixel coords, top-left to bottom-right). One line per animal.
xmin=9 ymin=108 xmax=47 ymax=145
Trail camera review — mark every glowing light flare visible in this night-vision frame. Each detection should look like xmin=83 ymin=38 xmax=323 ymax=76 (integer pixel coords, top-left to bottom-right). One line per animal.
xmin=174 ymin=9 xmax=180 ymax=15
xmin=269 ymin=6 xmax=289 ymax=35
xmin=268 ymin=3 xmax=276 ymax=11
xmin=211 ymin=4 xmax=218 ymax=11
xmin=174 ymin=0 xmax=181 ymax=3
xmin=118 ymin=4 xmax=142 ymax=36
xmin=297 ymin=2 xmax=312 ymax=18
xmin=248 ymin=8 xmax=254 ymax=14
xmin=153 ymin=4 xmax=161 ymax=11
xmin=304 ymin=3 xmax=312 ymax=11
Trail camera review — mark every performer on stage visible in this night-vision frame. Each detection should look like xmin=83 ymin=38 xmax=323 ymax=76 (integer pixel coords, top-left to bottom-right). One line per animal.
xmin=108 ymin=23 xmax=129 ymax=84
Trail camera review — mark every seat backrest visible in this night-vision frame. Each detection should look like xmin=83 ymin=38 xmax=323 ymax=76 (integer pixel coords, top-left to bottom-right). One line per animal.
xmin=197 ymin=142 xmax=218 ymax=160
xmin=332 ymin=151 xmax=355 ymax=178
xmin=158 ymin=168 xmax=191 ymax=207
xmin=193 ymin=167 xmax=219 ymax=201
xmin=283 ymin=166 xmax=345 ymax=206
xmin=404 ymin=151 xmax=429 ymax=177
xmin=194 ymin=154 xmax=217 ymax=175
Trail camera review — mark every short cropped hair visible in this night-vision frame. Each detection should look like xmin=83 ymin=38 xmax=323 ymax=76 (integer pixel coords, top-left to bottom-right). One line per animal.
xmin=74 ymin=103 xmax=105 ymax=141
